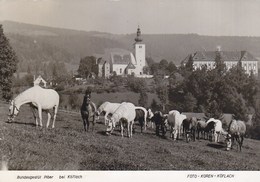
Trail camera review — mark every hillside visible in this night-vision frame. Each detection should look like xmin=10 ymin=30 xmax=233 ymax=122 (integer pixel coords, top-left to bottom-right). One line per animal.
xmin=0 ymin=101 xmax=259 ymax=170
xmin=1 ymin=20 xmax=260 ymax=72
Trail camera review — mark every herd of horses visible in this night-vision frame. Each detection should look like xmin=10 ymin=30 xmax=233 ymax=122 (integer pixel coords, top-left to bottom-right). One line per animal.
xmin=7 ymin=86 xmax=247 ymax=152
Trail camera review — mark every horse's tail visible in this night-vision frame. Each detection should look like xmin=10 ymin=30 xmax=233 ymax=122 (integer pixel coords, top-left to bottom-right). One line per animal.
xmin=135 ymin=107 xmax=148 ymax=129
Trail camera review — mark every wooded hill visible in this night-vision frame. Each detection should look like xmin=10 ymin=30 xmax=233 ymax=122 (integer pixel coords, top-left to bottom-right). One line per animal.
xmin=2 ymin=20 xmax=260 ymax=72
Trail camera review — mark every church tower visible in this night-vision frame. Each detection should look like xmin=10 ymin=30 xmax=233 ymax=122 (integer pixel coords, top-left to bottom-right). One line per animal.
xmin=134 ymin=26 xmax=146 ymax=75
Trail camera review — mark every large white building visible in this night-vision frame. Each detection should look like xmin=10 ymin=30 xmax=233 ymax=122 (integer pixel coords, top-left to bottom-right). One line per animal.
xmin=97 ymin=27 xmax=147 ymax=77
xmin=183 ymin=50 xmax=258 ymax=75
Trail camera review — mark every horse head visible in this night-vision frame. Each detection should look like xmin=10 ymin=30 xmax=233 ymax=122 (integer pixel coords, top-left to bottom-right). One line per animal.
xmin=8 ymin=100 xmax=20 ymax=122
xmin=225 ymin=133 xmax=232 ymax=151
xmin=106 ymin=114 xmax=116 ymax=134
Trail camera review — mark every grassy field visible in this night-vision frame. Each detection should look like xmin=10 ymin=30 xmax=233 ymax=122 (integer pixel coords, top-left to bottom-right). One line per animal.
xmin=0 ymin=101 xmax=259 ymax=170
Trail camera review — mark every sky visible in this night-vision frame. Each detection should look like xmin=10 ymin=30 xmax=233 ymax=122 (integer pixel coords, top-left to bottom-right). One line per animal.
xmin=1 ymin=0 xmax=260 ymax=36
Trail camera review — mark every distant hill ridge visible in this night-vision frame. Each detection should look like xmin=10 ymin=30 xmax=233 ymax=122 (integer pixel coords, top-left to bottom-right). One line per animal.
xmin=1 ymin=20 xmax=260 ymax=72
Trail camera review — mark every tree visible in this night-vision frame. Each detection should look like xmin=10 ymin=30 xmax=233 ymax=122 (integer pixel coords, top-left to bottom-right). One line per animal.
xmin=183 ymin=92 xmax=197 ymax=112
xmin=77 ymin=56 xmax=97 ymax=79
xmin=167 ymin=61 xmax=177 ymax=74
xmin=156 ymin=80 xmax=168 ymax=111
xmin=179 ymin=54 xmax=193 ymax=79
xmin=159 ymin=59 xmax=168 ymax=70
xmin=150 ymin=99 xmax=160 ymax=111
xmin=205 ymin=100 xmax=223 ymax=119
xmin=214 ymin=51 xmax=226 ymax=76
xmin=138 ymin=90 xmax=148 ymax=107
xmin=0 ymin=24 xmax=18 ymax=100
xmin=145 ymin=57 xmax=155 ymax=67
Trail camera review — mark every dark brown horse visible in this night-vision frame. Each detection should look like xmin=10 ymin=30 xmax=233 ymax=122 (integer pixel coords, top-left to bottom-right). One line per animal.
xmin=80 ymin=94 xmax=97 ymax=132
xmin=183 ymin=117 xmax=198 ymax=142
xmin=151 ymin=111 xmax=167 ymax=137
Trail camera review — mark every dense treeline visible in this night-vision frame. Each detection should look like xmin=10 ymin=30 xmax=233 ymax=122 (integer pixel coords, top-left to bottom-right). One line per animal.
xmin=167 ymin=55 xmax=258 ymax=120
xmin=0 ymin=25 xmax=18 ymax=100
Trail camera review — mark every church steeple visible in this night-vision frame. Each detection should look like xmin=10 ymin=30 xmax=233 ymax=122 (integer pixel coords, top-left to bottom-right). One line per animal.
xmin=134 ymin=26 xmax=142 ymax=43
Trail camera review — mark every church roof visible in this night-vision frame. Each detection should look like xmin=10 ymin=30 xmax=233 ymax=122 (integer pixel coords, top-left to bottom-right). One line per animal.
xmin=182 ymin=50 xmax=258 ymax=64
xmin=111 ymin=53 xmax=131 ymax=64
xmin=100 ymin=48 xmax=134 ymax=65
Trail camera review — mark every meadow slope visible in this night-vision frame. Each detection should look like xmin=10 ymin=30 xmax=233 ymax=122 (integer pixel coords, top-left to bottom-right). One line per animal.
xmin=0 ymin=102 xmax=259 ymax=170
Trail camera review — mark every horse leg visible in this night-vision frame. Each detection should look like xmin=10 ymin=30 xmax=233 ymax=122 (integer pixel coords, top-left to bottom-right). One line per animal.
xmin=37 ymin=105 xmax=43 ymax=127
xmin=239 ymin=136 xmax=244 ymax=152
xmin=104 ymin=113 xmax=108 ymax=125
xmin=155 ymin=124 xmax=160 ymax=136
xmin=214 ymin=131 xmax=218 ymax=143
xmin=170 ymin=127 xmax=174 ymax=139
xmin=86 ymin=118 xmax=90 ymax=132
xmin=81 ymin=113 xmax=87 ymax=132
xmin=231 ymin=136 xmax=235 ymax=149
xmin=173 ymin=129 xmax=178 ymax=141
xmin=130 ymin=122 xmax=133 ymax=138
xmin=144 ymin=117 xmax=147 ymax=131
xmin=31 ymin=106 xmax=38 ymax=127
xmin=140 ymin=119 xmax=143 ymax=133
xmin=52 ymin=105 xmax=58 ymax=128
xmin=92 ymin=116 xmax=95 ymax=132
xmin=46 ymin=111 xmax=51 ymax=128
xmin=185 ymin=130 xmax=189 ymax=143
xmin=83 ymin=119 xmax=87 ymax=132
xmin=121 ymin=123 xmax=124 ymax=138
xmin=127 ymin=123 xmax=130 ymax=138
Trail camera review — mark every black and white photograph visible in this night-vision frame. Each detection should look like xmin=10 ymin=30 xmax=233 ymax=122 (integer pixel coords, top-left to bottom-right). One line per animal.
xmin=0 ymin=0 xmax=259 ymax=181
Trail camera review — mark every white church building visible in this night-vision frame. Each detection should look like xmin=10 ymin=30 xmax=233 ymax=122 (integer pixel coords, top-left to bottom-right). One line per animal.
xmin=97 ymin=27 xmax=148 ymax=78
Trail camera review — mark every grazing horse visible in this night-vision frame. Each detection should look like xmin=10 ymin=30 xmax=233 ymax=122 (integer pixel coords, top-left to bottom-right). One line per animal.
xmin=167 ymin=110 xmax=187 ymax=140
xmin=8 ymin=86 xmax=59 ymax=128
xmin=80 ymin=94 xmax=97 ymax=132
xmin=147 ymin=108 xmax=154 ymax=128
xmin=96 ymin=102 xmax=121 ymax=125
xmin=134 ymin=107 xmax=148 ymax=133
xmin=197 ymin=119 xmax=208 ymax=140
xmin=106 ymin=102 xmax=136 ymax=138
xmin=151 ymin=111 xmax=167 ymax=136
xmin=183 ymin=117 xmax=198 ymax=142
xmin=226 ymin=120 xmax=246 ymax=151
xmin=205 ymin=118 xmax=223 ymax=143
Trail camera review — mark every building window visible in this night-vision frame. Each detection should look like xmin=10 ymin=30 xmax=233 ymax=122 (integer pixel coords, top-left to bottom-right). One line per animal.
xmin=120 ymin=68 xmax=122 ymax=74
xmin=139 ymin=45 xmax=142 ymax=48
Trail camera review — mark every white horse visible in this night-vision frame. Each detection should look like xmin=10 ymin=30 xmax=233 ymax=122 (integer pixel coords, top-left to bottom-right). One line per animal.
xmin=106 ymin=102 xmax=136 ymax=138
xmin=96 ymin=101 xmax=121 ymax=125
xmin=8 ymin=86 xmax=59 ymax=128
xmin=167 ymin=110 xmax=187 ymax=140
xmin=206 ymin=118 xmax=223 ymax=143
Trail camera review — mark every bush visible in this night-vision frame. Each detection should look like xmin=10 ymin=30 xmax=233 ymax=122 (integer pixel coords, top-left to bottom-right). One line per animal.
xmin=68 ymin=94 xmax=81 ymax=111
xmin=55 ymin=83 xmax=65 ymax=92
